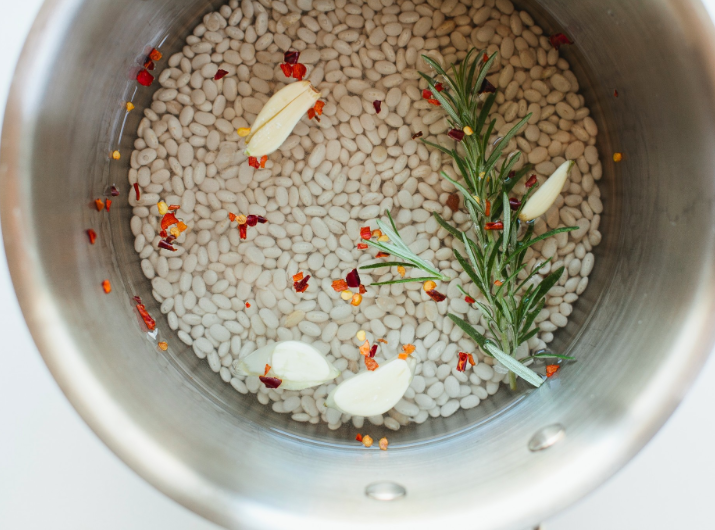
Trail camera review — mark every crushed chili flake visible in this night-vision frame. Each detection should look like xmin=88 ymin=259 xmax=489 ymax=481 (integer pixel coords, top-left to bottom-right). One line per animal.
xmin=448 ymin=129 xmax=465 ymax=142
xmin=169 ymin=226 xmax=180 ymax=238
xmin=614 ymin=89 xmax=619 ymax=97
xmin=105 ymin=199 xmax=112 ymax=211
xmin=264 ymin=364 xmax=272 ymax=376
xmin=350 ymin=293 xmax=362 ymax=306
xmin=332 ymin=279 xmax=349 ymax=291
xmin=359 ymin=284 xmax=367 ymax=295
xmin=245 ymin=302 xmax=251 ymax=308
xmin=125 ymin=102 xmax=135 ymax=112
xmin=549 ymin=33 xmax=574 ymax=50
xmin=158 ymin=240 xmax=176 ymax=251
xmin=87 ymin=229 xmax=97 ymax=245
xmin=133 ymin=182 xmax=141 ymax=200
xmin=357 ymin=243 xmax=368 ymax=250
xmin=247 ymin=214 xmax=258 ymax=227
xmin=307 ymin=108 xmax=318 ymax=121
xmin=427 ymin=98 xmax=441 ymax=106
xmin=398 ymin=353 xmax=409 ymax=360
xmin=379 ymin=437 xmax=388 ymax=451
xmin=412 ymin=131 xmax=423 ymax=140
xmin=161 ymin=212 xmax=179 ymax=230
xmin=237 ymin=127 xmax=251 ymax=137
xmin=403 ymin=344 xmax=416 ymax=354
xmin=214 ymin=69 xmax=229 ymax=80
xmin=292 ymin=63 xmax=307 ymax=81
xmin=494 ymin=280 xmax=503 ymax=286
xmin=158 ymin=341 xmax=168 ymax=351
xmin=423 ymin=280 xmax=436 ymax=292
xmin=284 ymin=50 xmax=300 ymax=64
xmin=294 ymin=274 xmax=311 ymax=293
xmin=248 ymin=156 xmax=259 ymax=169
xmin=397 ymin=266 xmax=406 ymax=277
xmin=259 ymin=375 xmax=283 ymax=389
xmin=457 ymin=352 xmax=470 ymax=372
xmin=360 ymin=226 xmax=372 ymax=240
xmin=509 ymin=197 xmax=522 ymax=210
xmin=362 ymin=435 xmax=374 ymax=447
xmin=372 ymin=229 xmax=382 ymax=238
xmin=293 ymin=272 xmax=304 ymax=282
xmin=364 ymin=356 xmax=379 ymax=371
xmin=259 ymin=155 xmax=268 ymax=168
xmin=422 ymin=88 xmax=433 ymax=100
xmin=94 ymin=198 xmax=105 ymax=211
xmin=546 ymin=365 xmax=560 ymax=378
xmin=110 ymin=185 xmax=120 ymax=196
xmin=280 ymin=63 xmax=293 ymax=77
xmin=111 ymin=150 xmax=121 ymax=160
xmin=485 ymin=221 xmax=504 ymax=231
xmin=613 ymin=152 xmax=623 ymax=162
xmin=176 ymin=221 xmax=187 ymax=233
xmin=136 ymin=69 xmax=154 ymax=86
xmin=373 ymin=100 xmax=382 ymax=113
xmin=228 ymin=212 xmax=237 ymax=222
xmin=479 ymin=78 xmax=497 ymax=94
xmin=136 ymin=302 xmax=156 ymax=331
xmin=169 ymin=204 xmax=180 ymax=211
xmin=375 ymin=252 xmax=390 ymax=258
xmin=314 ymin=101 xmax=324 ymax=115
xmin=465 ymin=295 xmax=475 ymax=304
xmin=446 ymin=193 xmax=460 ymax=212
xmin=426 ymin=289 xmax=446 ymax=302
xmin=434 ymin=82 xmax=444 ymax=92
xmin=525 ymin=174 xmax=538 ymax=188
xmin=149 ymin=48 xmax=163 ymax=61
xmin=377 ymin=338 xmax=388 ymax=344
xmin=483 ymin=52 xmax=489 ymax=62
xmin=346 ymin=268 xmax=361 ymax=288
xmin=369 ymin=344 xmax=378 ymax=358
xmin=256 ymin=215 xmax=267 ymax=224
xmin=102 ymin=280 xmax=111 ymax=293
xmin=485 ymin=200 xmax=491 ymax=217
xmin=359 ymin=340 xmax=370 ymax=357
xmin=356 ymin=433 xmax=363 ymax=442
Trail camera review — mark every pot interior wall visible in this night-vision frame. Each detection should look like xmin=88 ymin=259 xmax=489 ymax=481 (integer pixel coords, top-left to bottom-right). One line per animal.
xmin=5 ymin=0 xmax=715 ymax=529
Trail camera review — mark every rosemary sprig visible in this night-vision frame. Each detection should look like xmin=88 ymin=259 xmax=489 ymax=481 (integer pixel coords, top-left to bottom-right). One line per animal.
xmin=362 ymin=49 xmax=578 ymax=389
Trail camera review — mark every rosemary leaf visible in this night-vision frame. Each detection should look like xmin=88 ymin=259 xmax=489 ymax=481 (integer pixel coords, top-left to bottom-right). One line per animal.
xmin=433 ymin=212 xmax=462 ymax=239
xmin=359 ymin=262 xmax=415 ymax=270
xmin=371 ymin=276 xmax=441 ymax=286
xmin=530 ymin=353 xmax=576 ymax=361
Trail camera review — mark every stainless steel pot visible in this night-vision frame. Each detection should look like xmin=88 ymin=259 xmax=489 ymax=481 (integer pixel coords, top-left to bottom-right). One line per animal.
xmin=3 ymin=0 xmax=715 ymax=528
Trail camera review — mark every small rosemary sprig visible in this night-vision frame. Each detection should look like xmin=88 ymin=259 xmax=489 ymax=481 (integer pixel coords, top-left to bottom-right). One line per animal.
xmin=361 ymin=49 xmax=577 ymax=389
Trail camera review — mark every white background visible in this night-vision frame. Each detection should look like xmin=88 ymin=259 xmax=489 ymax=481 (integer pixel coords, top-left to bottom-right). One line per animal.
xmin=1 ymin=2 xmax=714 ymax=529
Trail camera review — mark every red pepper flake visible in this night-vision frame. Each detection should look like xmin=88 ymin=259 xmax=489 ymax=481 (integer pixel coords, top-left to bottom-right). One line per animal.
xmin=377 ymin=338 xmax=388 ymax=344
xmin=158 ymin=240 xmax=176 ymax=252
xmin=479 ymin=79 xmax=496 ymax=94
xmin=346 ymin=268 xmax=361 ymax=288
xmin=364 ymin=357 xmax=379 ymax=371
xmin=494 ymin=280 xmax=503 ymax=286
xmin=294 ymin=274 xmax=311 ymax=293
xmin=161 ymin=212 xmax=179 ymax=230
xmin=314 ymin=101 xmax=325 ymax=115
xmin=359 ymin=340 xmax=370 ymax=357
xmin=373 ymin=100 xmax=382 ymax=113
xmin=465 ymin=296 xmax=475 ymax=304
xmin=525 ymin=174 xmax=538 ymax=188
xmin=259 ymin=376 xmax=283 ymax=389
xmin=379 ymin=437 xmax=388 ymax=451
xmin=483 ymin=52 xmax=489 ymax=62
xmin=485 ymin=221 xmax=504 ymax=231
xmin=136 ymin=302 xmax=156 ymax=331
xmin=448 ymin=129 xmax=465 ymax=142
xmin=485 ymin=200 xmax=491 ymax=217
xmin=546 ymin=365 xmax=560 ymax=378
xmin=422 ymin=89 xmax=433 ymax=100
xmin=359 ymin=284 xmax=367 ymax=295
xmin=426 ymin=289 xmax=446 ymax=302
xmin=457 ymin=352 xmax=469 ymax=372
xmin=256 ymin=215 xmax=267 ymax=224
xmin=509 ymin=197 xmax=521 ymax=210
xmin=158 ymin=341 xmax=168 ymax=351
xmin=214 ymin=69 xmax=229 ymax=80
xmin=292 ymin=63 xmax=307 ymax=81
xmin=259 ymin=155 xmax=267 ymax=168
xmin=362 ymin=435 xmax=374 ymax=447
xmin=149 ymin=48 xmax=163 ymax=61
xmin=246 ymin=214 xmax=258 ymax=227
xmin=94 ymin=198 xmax=104 ymax=211
xmin=446 ymin=193 xmax=460 ymax=211
xmin=355 ymin=433 xmax=363 ymax=442
xmin=468 ymin=354 xmax=476 ymax=366
xmin=228 ymin=213 xmax=237 ymax=222
xmin=136 ymin=69 xmax=154 ymax=87
xmin=549 ymin=33 xmax=574 ymax=50
xmin=284 ymin=50 xmax=300 ymax=64
xmin=102 ymin=279 xmax=112 ymax=293
xmin=369 ymin=344 xmax=378 ymax=358
xmin=357 ymin=243 xmax=368 ymax=250
xmin=105 ymin=199 xmax=113 ymax=211
xmin=427 ymin=98 xmax=441 ymax=106
xmin=264 ymin=364 xmax=271 ymax=376
xmin=412 ymin=131 xmax=423 ymax=139
xmin=293 ymin=272 xmax=304 ymax=282
xmin=87 ymin=229 xmax=97 ymax=244
xmin=332 ymin=279 xmax=349 ymax=291
xmin=403 ymin=344 xmax=416 ymax=355
xmin=160 ymin=229 xmax=168 ymax=238
xmin=143 ymin=59 xmax=155 ymax=71
xmin=280 ymin=63 xmax=293 ymax=77
xmin=375 ymin=252 xmax=390 ymax=258
xmin=110 ymin=185 xmax=120 ymax=196
xmin=248 ymin=156 xmax=259 ymax=169
xmin=434 ymin=82 xmax=444 ymax=92
xmin=133 ymin=182 xmax=141 ymax=200
xmin=360 ymin=226 xmax=372 ymax=240
xmin=245 ymin=302 xmax=251 ymax=308
xmin=239 ymin=223 xmax=247 ymax=239
xmin=614 ymin=89 xmax=619 ymax=98
xmin=307 ymin=108 xmax=317 ymax=121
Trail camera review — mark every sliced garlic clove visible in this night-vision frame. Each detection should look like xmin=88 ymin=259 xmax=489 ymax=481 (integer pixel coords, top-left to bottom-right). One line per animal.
xmin=245 ymin=81 xmax=321 ymax=158
xmin=326 ymin=356 xmax=416 ymax=417
xmin=238 ymin=340 xmax=339 ymax=391
xmin=518 ymin=160 xmax=575 ymax=222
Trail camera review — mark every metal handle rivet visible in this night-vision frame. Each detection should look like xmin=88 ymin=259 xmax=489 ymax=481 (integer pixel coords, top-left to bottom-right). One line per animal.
xmin=365 ymin=482 xmax=406 ymax=501
xmin=528 ymin=424 xmax=566 ymax=452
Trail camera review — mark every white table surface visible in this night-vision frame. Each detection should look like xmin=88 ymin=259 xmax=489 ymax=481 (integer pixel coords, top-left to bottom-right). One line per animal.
xmin=2 ymin=2 xmax=715 ymax=529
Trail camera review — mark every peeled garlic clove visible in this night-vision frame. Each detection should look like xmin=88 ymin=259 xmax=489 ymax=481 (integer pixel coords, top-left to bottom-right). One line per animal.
xmin=238 ymin=340 xmax=339 ymax=391
xmin=518 ymin=160 xmax=575 ymax=222
xmin=326 ymin=356 xmax=416 ymax=417
xmin=245 ymin=81 xmax=321 ymax=158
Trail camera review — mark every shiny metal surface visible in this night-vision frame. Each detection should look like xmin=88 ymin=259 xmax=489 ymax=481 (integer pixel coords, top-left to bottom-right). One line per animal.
xmin=2 ymin=0 xmax=715 ymax=529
